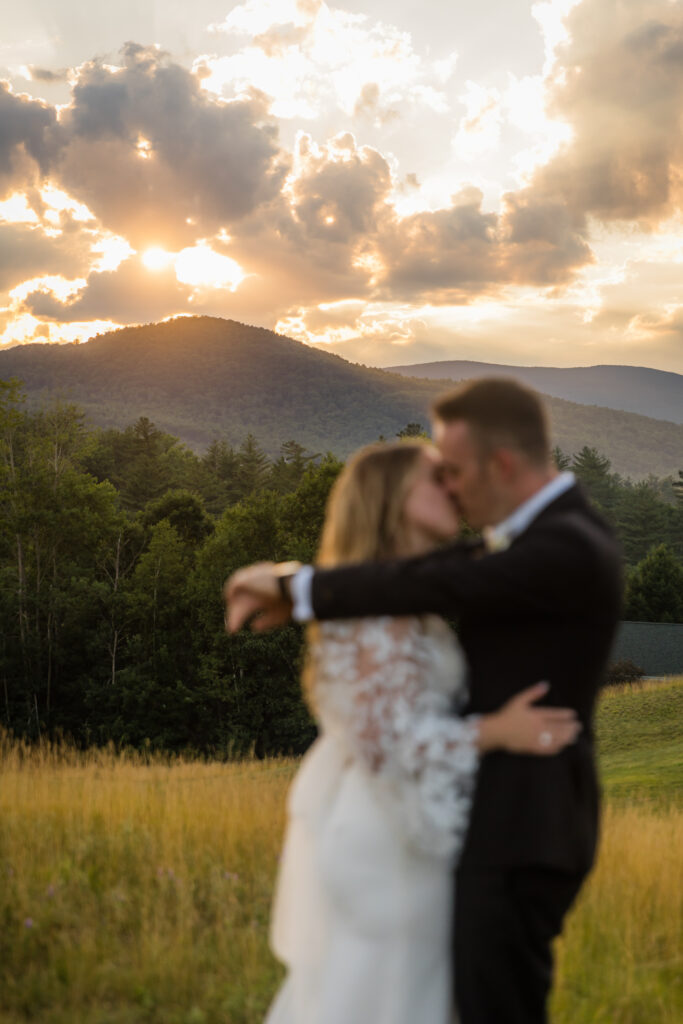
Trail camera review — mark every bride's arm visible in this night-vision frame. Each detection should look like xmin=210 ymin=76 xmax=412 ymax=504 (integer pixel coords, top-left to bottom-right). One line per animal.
xmin=314 ymin=618 xmax=580 ymax=858
xmin=315 ymin=617 xmax=479 ymax=858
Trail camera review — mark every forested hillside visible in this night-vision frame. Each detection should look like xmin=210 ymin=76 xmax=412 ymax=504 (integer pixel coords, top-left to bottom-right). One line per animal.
xmin=388 ymin=360 xmax=683 ymax=425
xmin=1 ymin=380 xmax=682 ymax=753
xmin=1 ymin=316 xmax=682 ymax=479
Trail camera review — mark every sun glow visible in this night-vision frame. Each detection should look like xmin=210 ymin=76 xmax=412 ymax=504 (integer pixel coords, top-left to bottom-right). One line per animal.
xmin=142 ymin=247 xmax=174 ymax=271
xmin=136 ymin=136 xmax=153 ymax=160
xmin=174 ymin=245 xmax=245 ymax=291
xmin=0 ymin=193 xmax=39 ymax=224
xmin=140 ymin=244 xmax=245 ymax=290
xmin=9 ymin=275 xmax=87 ymax=304
xmin=91 ymin=236 xmax=135 ymax=273
xmin=40 ymin=184 xmax=95 ymax=223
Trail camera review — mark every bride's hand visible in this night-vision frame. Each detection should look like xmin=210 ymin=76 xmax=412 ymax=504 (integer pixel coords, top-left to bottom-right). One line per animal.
xmin=477 ymin=682 xmax=582 ymax=755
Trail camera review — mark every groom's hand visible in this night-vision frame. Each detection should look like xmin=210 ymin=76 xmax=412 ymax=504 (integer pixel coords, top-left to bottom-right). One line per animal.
xmin=223 ymin=561 xmax=300 ymax=633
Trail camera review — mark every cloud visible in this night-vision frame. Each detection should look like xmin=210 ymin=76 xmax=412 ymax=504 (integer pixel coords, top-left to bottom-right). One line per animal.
xmin=375 ymin=187 xmax=501 ymax=301
xmin=0 ymin=221 xmax=92 ymax=292
xmin=26 ymin=67 xmax=70 ymax=84
xmin=54 ymin=43 xmax=288 ymax=248
xmin=453 ymin=81 xmax=502 ymax=161
xmin=2 ymin=2 xmax=683 ymax=375
xmin=19 ymin=254 xmax=190 ymax=324
xmin=201 ymin=0 xmax=451 ymax=120
xmin=527 ymin=0 xmax=683 ymax=224
xmin=500 ymin=191 xmax=593 ymax=285
xmin=630 ymin=304 xmax=683 ymax=355
xmin=287 ymin=132 xmax=392 ymax=243
xmin=0 ymin=83 xmax=59 ymax=191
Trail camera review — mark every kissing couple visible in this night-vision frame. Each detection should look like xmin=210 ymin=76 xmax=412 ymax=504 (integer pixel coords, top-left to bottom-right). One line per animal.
xmin=225 ymin=378 xmax=623 ymax=1024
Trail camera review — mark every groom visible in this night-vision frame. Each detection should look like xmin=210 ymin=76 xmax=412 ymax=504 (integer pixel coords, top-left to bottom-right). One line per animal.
xmin=225 ymin=378 xmax=623 ymax=1024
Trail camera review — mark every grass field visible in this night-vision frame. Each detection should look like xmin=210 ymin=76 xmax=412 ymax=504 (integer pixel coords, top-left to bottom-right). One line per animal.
xmin=0 ymin=679 xmax=681 ymax=1024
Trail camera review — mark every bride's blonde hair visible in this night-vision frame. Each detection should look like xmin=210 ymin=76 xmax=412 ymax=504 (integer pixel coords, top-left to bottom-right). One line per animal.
xmin=316 ymin=440 xmax=430 ymax=567
xmin=304 ymin=440 xmax=429 ymax=711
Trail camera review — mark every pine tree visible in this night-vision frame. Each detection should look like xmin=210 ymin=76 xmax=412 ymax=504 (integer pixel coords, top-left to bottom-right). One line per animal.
xmin=571 ymin=446 xmax=619 ymax=516
xmin=270 ymin=440 xmax=319 ymax=494
xmin=618 ymin=481 xmax=669 ymax=565
xmin=552 ymin=446 xmax=571 ymax=471
xmin=235 ymin=434 xmax=270 ymax=499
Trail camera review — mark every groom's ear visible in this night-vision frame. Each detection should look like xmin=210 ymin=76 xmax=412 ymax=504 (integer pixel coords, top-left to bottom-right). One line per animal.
xmin=489 ymin=446 xmax=518 ymax=483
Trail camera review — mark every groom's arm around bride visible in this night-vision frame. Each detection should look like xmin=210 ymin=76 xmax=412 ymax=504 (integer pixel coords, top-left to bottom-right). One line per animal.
xmin=226 ymin=378 xmax=624 ymax=1024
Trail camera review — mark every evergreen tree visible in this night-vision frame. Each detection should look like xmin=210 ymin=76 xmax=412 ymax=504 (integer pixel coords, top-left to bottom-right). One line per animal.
xmin=571 ymin=446 xmax=620 ymax=517
xmin=397 ymin=422 xmax=427 ymax=439
xmin=202 ymin=439 xmax=241 ymax=507
xmin=235 ymin=434 xmax=270 ymax=499
xmin=617 ymin=481 xmax=669 ymax=566
xmin=269 ymin=440 xmax=320 ymax=494
xmin=624 ymin=544 xmax=683 ymax=623
xmin=552 ymin=446 xmax=572 ymax=471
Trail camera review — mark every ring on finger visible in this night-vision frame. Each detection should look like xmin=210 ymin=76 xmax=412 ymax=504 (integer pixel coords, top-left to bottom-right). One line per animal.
xmin=538 ymin=730 xmax=553 ymax=748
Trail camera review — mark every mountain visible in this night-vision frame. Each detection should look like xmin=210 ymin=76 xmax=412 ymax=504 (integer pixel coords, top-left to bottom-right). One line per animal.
xmin=1 ymin=316 xmax=681 ymax=480
xmin=386 ymin=359 xmax=683 ymax=425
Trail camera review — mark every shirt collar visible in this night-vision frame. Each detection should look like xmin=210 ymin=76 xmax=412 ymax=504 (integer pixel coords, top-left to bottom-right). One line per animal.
xmin=482 ymin=471 xmax=576 ymax=551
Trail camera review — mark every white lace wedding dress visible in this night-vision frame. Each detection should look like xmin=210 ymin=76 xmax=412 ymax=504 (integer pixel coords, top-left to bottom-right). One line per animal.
xmin=265 ymin=615 xmax=478 ymax=1024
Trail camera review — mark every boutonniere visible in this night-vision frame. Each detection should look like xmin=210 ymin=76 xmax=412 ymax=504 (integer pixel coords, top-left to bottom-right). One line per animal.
xmin=482 ymin=528 xmax=511 ymax=554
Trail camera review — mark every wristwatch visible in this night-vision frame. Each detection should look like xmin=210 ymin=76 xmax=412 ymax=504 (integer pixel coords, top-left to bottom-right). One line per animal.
xmin=273 ymin=561 xmax=302 ymax=603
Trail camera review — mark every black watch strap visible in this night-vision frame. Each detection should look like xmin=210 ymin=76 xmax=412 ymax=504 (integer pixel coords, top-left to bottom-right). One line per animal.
xmin=277 ymin=573 xmax=293 ymax=603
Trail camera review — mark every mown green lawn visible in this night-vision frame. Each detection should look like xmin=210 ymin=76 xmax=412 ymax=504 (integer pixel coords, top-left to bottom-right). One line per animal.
xmin=596 ymin=678 xmax=683 ymax=804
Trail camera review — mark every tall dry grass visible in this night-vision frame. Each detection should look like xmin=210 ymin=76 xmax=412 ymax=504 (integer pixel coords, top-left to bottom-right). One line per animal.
xmin=0 ymin=721 xmax=681 ymax=1023
xmin=552 ymin=802 xmax=683 ymax=1023
xmin=0 ymin=737 xmax=293 ymax=1024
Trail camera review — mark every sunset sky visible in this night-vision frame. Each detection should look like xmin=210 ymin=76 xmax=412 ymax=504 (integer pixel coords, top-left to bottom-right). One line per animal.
xmin=2 ymin=0 xmax=683 ymax=371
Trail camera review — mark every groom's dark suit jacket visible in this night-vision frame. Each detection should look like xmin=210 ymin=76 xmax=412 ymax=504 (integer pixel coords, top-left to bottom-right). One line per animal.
xmin=310 ymin=485 xmax=623 ymax=874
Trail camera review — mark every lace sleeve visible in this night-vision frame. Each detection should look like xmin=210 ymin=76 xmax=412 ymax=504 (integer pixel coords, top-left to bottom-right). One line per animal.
xmin=313 ymin=617 xmax=479 ymax=859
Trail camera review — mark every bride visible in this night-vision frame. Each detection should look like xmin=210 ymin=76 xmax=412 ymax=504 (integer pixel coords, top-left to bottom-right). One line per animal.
xmin=264 ymin=441 xmax=580 ymax=1024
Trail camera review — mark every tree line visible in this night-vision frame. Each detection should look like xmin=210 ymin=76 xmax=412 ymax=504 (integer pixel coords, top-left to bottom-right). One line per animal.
xmin=1 ymin=380 xmax=682 ymax=753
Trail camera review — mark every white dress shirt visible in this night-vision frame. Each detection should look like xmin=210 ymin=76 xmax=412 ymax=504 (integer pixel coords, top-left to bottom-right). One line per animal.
xmin=290 ymin=472 xmax=577 ymax=623
xmin=482 ymin=471 xmax=576 ymax=551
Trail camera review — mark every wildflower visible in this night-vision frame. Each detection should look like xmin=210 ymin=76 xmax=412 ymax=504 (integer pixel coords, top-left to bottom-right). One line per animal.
xmin=24 ymin=918 xmax=34 ymax=928
xmin=223 ymin=871 xmax=240 ymax=882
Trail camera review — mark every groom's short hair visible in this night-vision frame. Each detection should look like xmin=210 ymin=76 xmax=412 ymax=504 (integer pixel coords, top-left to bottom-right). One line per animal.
xmin=432 ymin=378 xmax=551 ymax=466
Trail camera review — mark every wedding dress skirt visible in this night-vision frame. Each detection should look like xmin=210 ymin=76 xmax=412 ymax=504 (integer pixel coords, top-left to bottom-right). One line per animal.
xmin=266 ymin=735 xmax=454 ymax=1024
xmin=265 ymin=616 xmax=477 ymax=1024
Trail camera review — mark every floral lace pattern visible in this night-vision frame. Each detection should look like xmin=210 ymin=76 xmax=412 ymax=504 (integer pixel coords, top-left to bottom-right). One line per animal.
xmin=309 ymin=615 xmax=478 ymax=859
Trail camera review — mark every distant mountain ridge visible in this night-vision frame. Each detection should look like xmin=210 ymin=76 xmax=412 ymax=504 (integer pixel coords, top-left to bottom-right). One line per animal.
xmin=386 ymin=359 xmax=683 ymax=425
xmin=0 ymin=317 xmax=681 ymax=480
